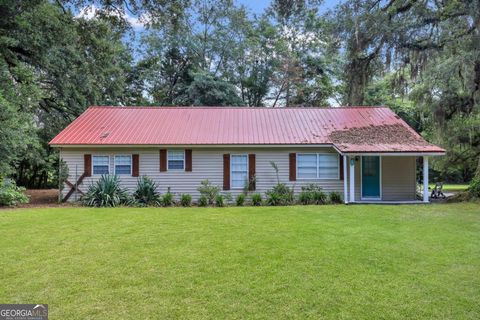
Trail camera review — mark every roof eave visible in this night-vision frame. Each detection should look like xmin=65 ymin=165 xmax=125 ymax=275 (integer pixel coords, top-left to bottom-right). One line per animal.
xmin=340 ymin=151 xmax=445 ymax=156
xmin=49 ymin=143 xmax=446 ymax=156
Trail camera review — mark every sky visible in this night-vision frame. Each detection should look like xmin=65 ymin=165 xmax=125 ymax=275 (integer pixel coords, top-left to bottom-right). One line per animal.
xmin=77 ymin=0 xmax=342 ymax=32
xmin=77 ymin=0 xmax=342 ymax=61
xmin=236 ymin=0 xmax=340 ymax=15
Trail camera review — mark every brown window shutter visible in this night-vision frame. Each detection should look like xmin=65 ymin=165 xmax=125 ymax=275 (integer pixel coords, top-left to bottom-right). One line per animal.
xmin=289 ymin=153 xmax=296 ymax=181
xmin=84 ymin=154 xmax=92 ymax=177
xmin=223 ymin=154 xmax=230 ymax=190
xmin=185 ymin=149 xmax=192 ymax=172
xmin=132 ymin=154 xmax=139 ymax=177
xmin=339 ymin=155 xmax=344 ymax=180
xmin=160 ymin=149 xmax=167 ymax=172
xmin=248 ymin=154 xmax=256 ymax=190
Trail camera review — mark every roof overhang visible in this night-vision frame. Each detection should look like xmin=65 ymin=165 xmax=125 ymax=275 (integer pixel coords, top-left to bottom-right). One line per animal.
xmin=50 ymin=143 xmax=445 ymax=156
xmin=341 ymin=152 xmax=445 ymax=156
xmin=50 ymin=143 xmax=336 ymax=148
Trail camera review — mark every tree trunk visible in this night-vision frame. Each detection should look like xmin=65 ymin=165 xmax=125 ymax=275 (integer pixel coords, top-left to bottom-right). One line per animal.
xmin=476 ymin=155 xmax=480 ymax=179
xmin=346 ymin=58 xmax=369 ymax=105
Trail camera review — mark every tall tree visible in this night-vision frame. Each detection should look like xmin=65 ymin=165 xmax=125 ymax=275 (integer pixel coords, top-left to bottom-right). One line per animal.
xmin=139 ymin=0 xmax=247 ymax=105
xmin=266 ymin=0 xmax=334 ymax=107
xmin=331 ymin=0 xmax=480 ymax=180
xmin=0 ymin=0 xmax=135 ymax=185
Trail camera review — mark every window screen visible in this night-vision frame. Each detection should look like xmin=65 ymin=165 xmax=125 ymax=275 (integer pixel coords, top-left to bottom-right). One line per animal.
xmin=231 ymin=155 xmax=248 ymax=188
xmin=168 ymin=150 xmax=185 ymax=170
xmin=115 ymin=155 xmax=131 ymax=175
xmin=93 ymin=156 xmax=109 ymax=175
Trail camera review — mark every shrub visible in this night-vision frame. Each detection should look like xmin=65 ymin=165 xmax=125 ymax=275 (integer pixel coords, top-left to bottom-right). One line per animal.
xmin=197 ymin=180 xmax=220 ymax=205
xmin=198 ymin=195 xmax=208 ymax=207
xmin=215 ymin=194 xmax=225 ymax=207
xmin=161 ymin=191 xmax=174 ymax=207
xmin=0 ymin=178 xmax=29 ymax=206
xmin=266 ymin=192 xmax=281 ymax=206
xmin=251 ymin=193 xmax=262 ymax=206
xmin=314 ymin=191 xmax=328 ymax=204
xmin=236 ymin=193 xmax=245 ymax=206
xmin=329 ymin=191 xmax=343 ymax=204
xmin=82 ymin=175 xmax=132 ymax=207
xmin=468 ymin=177 xmax=480 ymax=198
xmin=265 ymin=183 xmax=294 ymax=206
xmin=299 ymin=191 xmax=313 ymax=205
xmin=133 ymin=176 xmax=161 ymax=206
xmin=180 ymin=194 xmax=192 ymax=207
xmin=299 ymin=184 xmax=327 ymax=205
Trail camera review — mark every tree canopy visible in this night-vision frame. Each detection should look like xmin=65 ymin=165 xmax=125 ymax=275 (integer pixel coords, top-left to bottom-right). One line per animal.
xmin=0 ymin=0 xmax=478 ymax=186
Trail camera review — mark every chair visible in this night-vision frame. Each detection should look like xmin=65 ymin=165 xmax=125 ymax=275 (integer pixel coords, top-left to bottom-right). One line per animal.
xmin=430 ymin=182 xmax=446 ymax=199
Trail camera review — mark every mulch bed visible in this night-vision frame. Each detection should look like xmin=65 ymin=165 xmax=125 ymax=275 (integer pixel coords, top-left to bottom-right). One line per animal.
xmin=14 ymin=189 xmax=73 ymax=209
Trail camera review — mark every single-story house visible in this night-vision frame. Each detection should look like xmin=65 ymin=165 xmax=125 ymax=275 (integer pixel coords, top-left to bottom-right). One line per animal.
xmin=49 ymin=106 xmax=445 ymax=203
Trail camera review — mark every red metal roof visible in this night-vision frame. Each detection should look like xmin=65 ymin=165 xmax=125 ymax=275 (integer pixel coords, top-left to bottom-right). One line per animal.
xmin=49 ymin=106 xmax=445 ymax=153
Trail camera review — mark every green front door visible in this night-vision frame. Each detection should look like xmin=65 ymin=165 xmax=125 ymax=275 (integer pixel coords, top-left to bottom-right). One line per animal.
xmin=362 ymin=156 xmax=380 ymax=199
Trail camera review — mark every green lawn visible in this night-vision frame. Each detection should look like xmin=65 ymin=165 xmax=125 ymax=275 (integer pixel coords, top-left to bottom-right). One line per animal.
xmin=1 ymin=204 xmax=479 ymax=319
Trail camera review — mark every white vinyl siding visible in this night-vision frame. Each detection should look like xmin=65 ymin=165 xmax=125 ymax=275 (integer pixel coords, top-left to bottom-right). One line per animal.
xmin=381 ymin=156 xmax=416 ymax=200
xmin=231 ymin=155 xmax=248 ymax=189
xmin=114 ymin=155 xmax=132 ymax=175
xmin=61 ymin=147 xmax=345 ymax=201
xmin=347 ymin=156 xmax=417 ymax=201
xmin=168 ymin=150 xmax=185 ymax=170
xmin=92 ymin=156 xmax=109 ymax=175
xmin=297 ymin=153 xmax=339 ymax=179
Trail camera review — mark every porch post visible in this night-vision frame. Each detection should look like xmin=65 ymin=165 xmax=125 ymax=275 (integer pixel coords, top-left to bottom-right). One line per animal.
xmin=343 ymin=155 xmax=348 ymax=204
xmin=349 ymin=156 xmax=355 ymax=203
xmin=423 ymin=156 xmax=429 ymax=203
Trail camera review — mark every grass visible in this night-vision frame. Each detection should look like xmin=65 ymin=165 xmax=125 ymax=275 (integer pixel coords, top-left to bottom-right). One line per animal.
xmin=428 ymin=183 xmax=469 ymax=192
xmin=1 ymin=204 xmax=479 ymax=319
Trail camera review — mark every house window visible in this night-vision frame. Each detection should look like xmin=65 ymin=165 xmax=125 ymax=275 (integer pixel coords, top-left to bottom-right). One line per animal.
xmin=92 ymin=155 xmax=109 ymax=175
xmin=318 ymin=154 xmax=339 ymax=179
xmin=168 ymin=150 xmax=185 ymax=170
xmin=231 ymin=154 xmax=248 ymax=189
xmin=297 ymin=154 xmax=317 ymax=179
xmin=115 ymin=155 xmax=132 ymax=175
xmin=297 ymin=153 xmax=339 ymax=179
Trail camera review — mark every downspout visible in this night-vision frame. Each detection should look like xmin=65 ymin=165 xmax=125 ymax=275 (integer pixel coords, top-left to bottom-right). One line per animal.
xmin=343 ymin=155 xmax=348 ymax=204
xmin=58 ymin=148 xmax=62 ymax=203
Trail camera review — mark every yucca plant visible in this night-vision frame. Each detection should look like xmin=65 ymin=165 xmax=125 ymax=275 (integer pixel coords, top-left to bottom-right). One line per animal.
xmin=180 ymin=194 xmax=192 ymax=207
xmin=265 ymin=183 xmax=294 ymax=206
xmin=82 ymin=175 xmax=133 ymax=207
xmin=133 ymin=176 xmax=161 ymax=206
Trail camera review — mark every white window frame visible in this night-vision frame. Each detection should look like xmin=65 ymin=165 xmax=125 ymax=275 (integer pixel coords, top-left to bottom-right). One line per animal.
xmin=230 ymin=154 xmax=249 ymax=189
xmin=297 ymin=153 xmax=340 ymax=180
xmin=92 ymin=155 xmax=110 ymax=176
xmin=114 ymin=155 xmax=133 ymax=175
xmin=167 ymin=150 xmax=185 ymax=171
